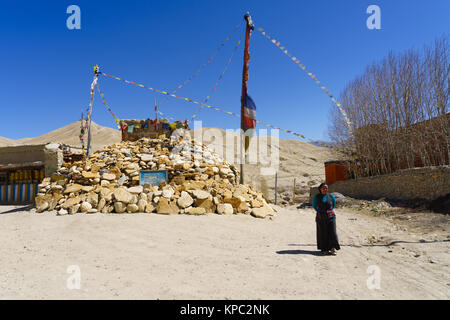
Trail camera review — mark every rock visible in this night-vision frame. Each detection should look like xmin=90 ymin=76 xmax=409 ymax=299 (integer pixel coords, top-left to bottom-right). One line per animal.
xmin=69 ymin=204 xmax=80 ymax=214
xmin=127 ymin=204 xmax=139 ymax=213
xmin=64 ymin=184 xmax=83 ymax=194
xmin=117 ymin=175 xmax=127 ymax=186
xmin=138 ymin=199 xmax=147 ymax=212
xmin=97 ymin=198 xmax=106 ymax=211
xmin=102 ymin=173 xmax=116 ymax=181
xmin=113 ymin=188 xmax=133 ymax=204
xmin=129 ymin=195 xmax=138 ymax=204
xmin=224 ymin=197 xmax=242 ymax=212
xmin=80 ymin=202 xmax=92 ymax=213
xmin=217 ymin=203 xmax=233 ymax=215
xmin=251 ymin=207 xmax=269 ymax=219
xmin=250 ymin=199 xmax=262 ymax=208
xmin=100 ymin=188 xmax=113 ymax=201
xmin=100 ymin=180 xmax=110 ymax=187
xmin=57 ymin=208 xmax=68 ymax=216
xmin=61 ymin=196 xmax=81 ymax=209
xmin=114 ymin=202 xmax=127 ymax=213
xmin=194 ymin=198 xmax=216 ymax=213
xmin=177 ymin=191 xmax=194 ymax=208
xmin=128 ymin=186 xmax=144 ymax=194
xmin=331 ymin=192 xmax=345 ymax=199
xmin=87 ymin=208 xmax=98 ymax=214
xmin=81 ymin=186 xmax=94 ymax=193
xmin=86 ymin=191 xmax=99 ymax=207
xmin=186 ymin=207 xmax=206 ymax=215
xmin=238 ymin=202 xmax=249 ymax=213
xmin=145 ymin=204 xmax=155 ymax=213
xmin=192 ymin=189 xmax=211 ymax=200
xmin=162 ymin=188 xmax=175 ymax=199
xmin=156 ymin=198 xmax=179 ymax=215
xmin=82 ymin=171 xmax=99 ymax=179
xmin=140 ymin=154 xmax=153 ymax=161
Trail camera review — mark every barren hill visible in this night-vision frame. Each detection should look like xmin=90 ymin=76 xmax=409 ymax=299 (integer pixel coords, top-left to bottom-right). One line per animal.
xmin=0 ymin=137 xmax=14 ymax=147
xmin=190 ymin=127 xmax=339 ymax=202
xmin=5 ymin=121 xmax=122 ymax=152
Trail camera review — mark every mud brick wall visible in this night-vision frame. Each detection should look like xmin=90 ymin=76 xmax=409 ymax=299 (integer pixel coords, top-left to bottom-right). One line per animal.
xmin=0 ymin=143 xmax=63 ymax=177
xmin=327 ymin=166 xmax=450 ymax=201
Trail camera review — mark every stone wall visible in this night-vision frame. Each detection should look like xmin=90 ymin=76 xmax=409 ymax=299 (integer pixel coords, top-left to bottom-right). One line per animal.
xmin=327 ymin=166 xmax=450 ymax=201
xmin=0 ymin=143 xmax=63 ymax=177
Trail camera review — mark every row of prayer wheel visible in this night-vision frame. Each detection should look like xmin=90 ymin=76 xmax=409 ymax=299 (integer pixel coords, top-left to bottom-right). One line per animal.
xmin=8 ymin=169 xmax=45 ymax=184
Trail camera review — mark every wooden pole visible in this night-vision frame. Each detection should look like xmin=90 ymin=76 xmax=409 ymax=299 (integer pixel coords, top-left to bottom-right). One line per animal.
xmin=86 ymin=65 xmax=99 ymax=158
xmin=292 ymin=178 xmax=296 ymax=204
xmin=240 ymin=12 xmax=254 ymax=185
xmin=274 ymin=171 xmax=278 ymax=205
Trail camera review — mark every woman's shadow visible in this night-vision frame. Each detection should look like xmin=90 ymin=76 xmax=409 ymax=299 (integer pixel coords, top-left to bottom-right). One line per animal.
xmin=276 ymin=249 xmax=324 ymax=256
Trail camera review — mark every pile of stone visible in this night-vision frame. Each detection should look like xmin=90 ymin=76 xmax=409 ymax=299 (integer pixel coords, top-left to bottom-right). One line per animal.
xmin=35 ymin=136 xmax=276 ymax=218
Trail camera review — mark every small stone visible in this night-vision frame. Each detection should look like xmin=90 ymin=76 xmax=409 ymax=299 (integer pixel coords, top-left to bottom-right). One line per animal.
xmin=162 ymin=188 xmax=175 ymax=199
xmin=102 ymin=173 xmax=116 ymax=181
xmin=251 ymin=207 xmax=269 ymax=219
xmin=192 ymin=189 xmax=210 ymax=200
xmin=82 ymin=171 xmax=99 ymax=179
xmin=113 ymin=188 xmax=133 ymax=204
xmin=138 ymin=199 xmax=147 ymax=212
xmin=217 ymin=203 xmax=233 ymax=215
xmin=114 ymin=202 xmax=126 ymax=213
xmin=140 ymin=154 xmax=153 ymax=161
xmin=97 ymin=198 xmax=106 ymax=211
xmin=145 ymin=204 xmax=155 ymax=213
xmin=57 ymin=209 xmax=68 ymax=216
xmin=80 ymin=201 xmax=92 ymax=213
xmin=87 ymin=208 xmax=98 ymax=214
xmin=100 ymin=180 xmax=110 ymax=187
xmin=64 ymin=184 xmax=83 ymax=194
xmin=81 ymin=186 xmax=94 ymax=193
xmin=61 ymin=196 xmax=81 ymax=209
xmin=117 ymin=175 xmax=127 ymax=186
xmin=127 ymin=204 xmax=139 ymax=213
xmin=156 ymin=198 xmax=179 ymax=215
xmin=128 ymin=186 xmax=144 ymax=194
xmin=186 ymin=207 xmax=206 ymax=215
xmin=69 ymin=204 xmax=80 ymax=214
xmin=177 ymin=191 xmax=194 ymax=208
xmin=250 ymin=199 xmax=262 ymax=208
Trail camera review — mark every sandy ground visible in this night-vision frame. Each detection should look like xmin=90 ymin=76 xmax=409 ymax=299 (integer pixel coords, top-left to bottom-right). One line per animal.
xmin=0 ymin=205 xmax=449 ymax=300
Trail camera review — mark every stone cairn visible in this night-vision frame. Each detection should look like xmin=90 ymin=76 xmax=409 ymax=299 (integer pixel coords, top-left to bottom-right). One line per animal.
xmin=35 ymin=136 xmax=276 ymax=218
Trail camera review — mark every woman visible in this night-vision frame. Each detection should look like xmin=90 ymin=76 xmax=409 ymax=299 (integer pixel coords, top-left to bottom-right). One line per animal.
xmin=312 ymin=183 xmax=341 ymax=255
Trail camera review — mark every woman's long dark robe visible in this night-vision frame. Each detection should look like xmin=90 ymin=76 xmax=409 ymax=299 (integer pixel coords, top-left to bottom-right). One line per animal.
xmin=314 ymin=194 xmax=341 ymax=252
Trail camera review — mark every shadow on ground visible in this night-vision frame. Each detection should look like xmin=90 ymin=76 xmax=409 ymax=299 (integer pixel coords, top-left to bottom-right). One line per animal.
xmin=287 ymin=239 xmax=450 ymax=248
xmin=276 ymin=249 xmax=325 ymax=256
xmin=0 ymin=204 xmax=34 ymax=214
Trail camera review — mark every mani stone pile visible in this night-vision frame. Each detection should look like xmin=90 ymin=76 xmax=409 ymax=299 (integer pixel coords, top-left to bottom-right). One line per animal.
xmin=35 ymin=137 xmax=276 ymax=218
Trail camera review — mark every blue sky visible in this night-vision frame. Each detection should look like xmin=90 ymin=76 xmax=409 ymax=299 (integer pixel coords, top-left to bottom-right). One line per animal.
xmin=0 ymin=0 xmax=448 ymax=142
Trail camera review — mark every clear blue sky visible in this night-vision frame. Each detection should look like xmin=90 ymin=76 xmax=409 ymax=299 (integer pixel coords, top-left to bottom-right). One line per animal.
xmin=0 ymin=0 xmax=448 ymax=142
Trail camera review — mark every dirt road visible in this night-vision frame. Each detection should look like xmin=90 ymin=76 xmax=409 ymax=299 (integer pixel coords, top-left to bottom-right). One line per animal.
xmin=0 ymin=205 xmax=448 ymax=299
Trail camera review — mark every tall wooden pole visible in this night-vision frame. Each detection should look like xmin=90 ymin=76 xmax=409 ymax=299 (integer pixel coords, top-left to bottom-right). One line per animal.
xmin=292 ymin=178 xmax=296 ymax=204
xmin=87 ymin=65 xmax=99 ymax=158
xmin=274 ymin=171 xmax=278 ymax=205
xmin=240 ymin=12 xmax=254 ymax=185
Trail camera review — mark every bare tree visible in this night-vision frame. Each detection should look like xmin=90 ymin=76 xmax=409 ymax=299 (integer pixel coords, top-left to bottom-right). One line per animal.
xmin=328 ymin=35 xmax=449 ymax=176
